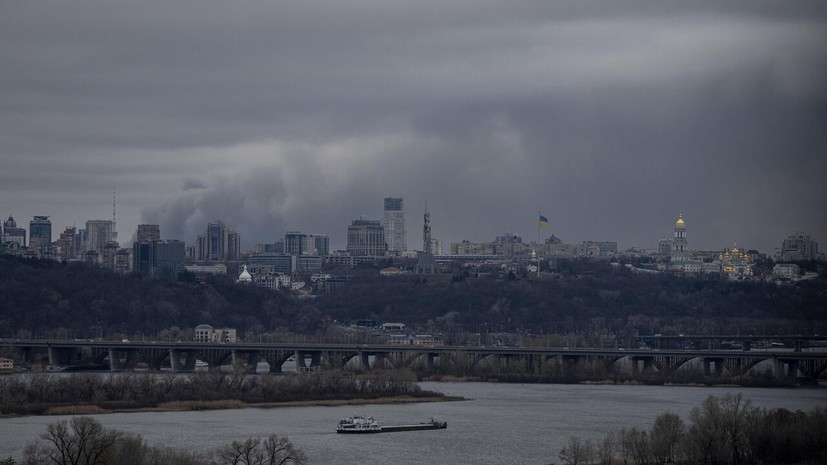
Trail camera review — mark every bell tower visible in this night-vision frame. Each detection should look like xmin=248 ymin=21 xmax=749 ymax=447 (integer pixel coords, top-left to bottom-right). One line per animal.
xmin=671 ymin=214 xmax=687 ymax=262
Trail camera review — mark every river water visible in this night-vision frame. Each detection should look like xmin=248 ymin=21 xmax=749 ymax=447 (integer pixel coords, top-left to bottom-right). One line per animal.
xmin=1 ymin=382 xmax=825 ymax=464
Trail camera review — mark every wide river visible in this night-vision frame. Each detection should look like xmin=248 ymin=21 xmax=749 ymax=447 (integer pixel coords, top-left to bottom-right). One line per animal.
xmin=1 ymin=382 xmax=825 ymax=464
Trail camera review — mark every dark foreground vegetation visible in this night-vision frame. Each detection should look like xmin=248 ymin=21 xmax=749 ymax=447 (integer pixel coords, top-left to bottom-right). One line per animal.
xmin=1 ymin=416 xmax=306 ymax=465
xmin=1 ymin=256 xmax=825 ymax=342
xmin=0 ymin=370 xmax=445 ymax=416
xmin=556 ymin=393 xmax=827 ymax=465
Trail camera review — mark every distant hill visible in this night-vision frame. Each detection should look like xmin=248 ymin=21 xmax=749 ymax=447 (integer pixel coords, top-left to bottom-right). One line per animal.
xmin=313 ymin=259 xmax=827 ymax=336
xmin=0 ymin=256 xmax=321 ymax=338
xmin=1 ymin=256 xmax=825 ymax=339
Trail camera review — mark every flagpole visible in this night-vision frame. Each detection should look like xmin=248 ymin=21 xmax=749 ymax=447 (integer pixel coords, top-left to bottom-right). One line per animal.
xmin=537 ymin=211 xmax=541 ymax=278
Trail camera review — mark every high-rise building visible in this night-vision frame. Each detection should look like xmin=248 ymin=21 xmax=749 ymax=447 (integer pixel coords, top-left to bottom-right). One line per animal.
xmin=136 ymin=224 xmax=160 ymax=243
xmin=102 ymin=241 xmax=120 ymax=270
xmin=85 ymin=220 xmax=115 ymax=256
xmin=227 ymin=230 xmax=241 ymax=261
xmin=671 ymin=214 xmax=687 ymax=263
xmin=285 ymin=231 xmax=308 ymax=255
xmin=58 ymin=227 xmax=77 ymax=261
xmin=347 ymin=219 xmax=386 ymax=256
xmin=152 ymin=240 xmax=185 ymax=280
xmin=780 ymin=231 xmax=819 ymax=261
xmin=133 ymin=242 xmax=153 ymax=275
xmin=115 ymin=248 xmax=132 ymax=274
xmin=133 ymin=240 xmax=185 ymax=280
xmin=29 ymin=216 xmax=52 ymax=257
xmin=194 ymin=234 xmax=206 ymax=261
xmin=285 ymin=232 xmax=330 ymax=256
xmin=75 ymin=229 xmax=87 ymax=255
xmin=383 ymin=197 xmax=406 ymax=254
xmin=206 ymin=221 xmax=227 ymax=261
xmin=314 ymin=235 xmax=330 ymax=256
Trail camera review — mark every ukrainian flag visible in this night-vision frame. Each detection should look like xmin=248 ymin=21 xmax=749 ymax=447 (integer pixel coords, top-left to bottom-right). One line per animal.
xmin=539 ymin=214 xmax=549 ymax=228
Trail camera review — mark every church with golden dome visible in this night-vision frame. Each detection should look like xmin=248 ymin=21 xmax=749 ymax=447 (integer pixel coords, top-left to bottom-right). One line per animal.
xmin=719 ymin=243 xmax=753 ymax=279
xmin=660 ymin=214 xmax=754 ymax=280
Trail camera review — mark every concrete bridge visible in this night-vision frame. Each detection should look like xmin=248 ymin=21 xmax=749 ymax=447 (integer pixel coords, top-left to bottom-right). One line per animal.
xmin=4 ymin=340 xmax=826 ymax=382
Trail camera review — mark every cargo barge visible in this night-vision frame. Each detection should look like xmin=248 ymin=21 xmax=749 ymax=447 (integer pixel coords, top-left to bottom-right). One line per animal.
xmin=336 ymin=415 xmax=447 ymax=434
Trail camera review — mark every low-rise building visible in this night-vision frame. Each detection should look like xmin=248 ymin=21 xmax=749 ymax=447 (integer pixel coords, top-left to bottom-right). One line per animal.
xmin=0 ymin=357 xmax=14 ymax=372
xmin=773 ymin=263 xmax=800 ymax=280
xmin=185 ymin=264 xmax=228 ymax=275
xmin=194 ymin=324 xmax=237 ymax=343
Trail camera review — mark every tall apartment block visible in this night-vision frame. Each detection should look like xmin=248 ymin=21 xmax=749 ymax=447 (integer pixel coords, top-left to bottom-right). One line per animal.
xmin=285 ymin=231 xmax=330 ymax=256
xmin=383 ymin=197 xmax=406 ymax=254
xmin=136 ymin=224 xmax=161 ymax=243
xmin=196 ymin=221 xmax=240 ymax=262
xmin=29 ymin=216 xmax=52 ymax=257
xmin=85 ymin=220 xmax=115 ymax=256
xmin=780 ymin=231 xmax=819 ymax=261
xmin=58 ymin=227 xmax=77 ymax=261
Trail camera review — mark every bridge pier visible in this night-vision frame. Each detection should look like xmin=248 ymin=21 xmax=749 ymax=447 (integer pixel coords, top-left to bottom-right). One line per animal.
xmin=631 ymin=356 xmax=655 ymax=375
xmin=108 ymin=348 xmax=138 ymax=371
xmin=169 ymin=349 xmax=197 ymax=372
xmin=426 ymin=353 xmax=435 ymax=372
xmin=48 ymin=346 xmax=82 ymax=367
xmin=261 ymin=350 xmax=292 ymax=373
xmin=231 ymin=350 xmax=261 ymax=374
xmin=296 ymin=351 xmax=322 ymax=372
xmin=703 ymin=358 xmax=724 ymax=376
xmin=775 ymin=359 xmax=799 ymax=379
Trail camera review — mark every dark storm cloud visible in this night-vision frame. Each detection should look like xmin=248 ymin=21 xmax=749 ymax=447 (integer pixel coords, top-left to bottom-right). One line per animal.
xmin=1 ymin=1 xmax=826 ymax=252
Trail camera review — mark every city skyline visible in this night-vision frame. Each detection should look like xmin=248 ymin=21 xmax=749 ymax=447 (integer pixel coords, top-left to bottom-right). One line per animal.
xmin=1 ymin=208 xmax=820 ymax=259
xmin=2 ymin=2 xmax=825 ymax=253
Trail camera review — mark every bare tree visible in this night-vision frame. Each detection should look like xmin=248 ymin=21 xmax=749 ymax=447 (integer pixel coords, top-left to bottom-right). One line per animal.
xmin=558 ymin=436 xmax=595 ymax=465
xmin=618 ymin=428 xmax=635 ymax=465
xmin=649 ymin=412 xmax=685 ymax=464
xmin=598 ymin=431 xmax=617 ymax=465
xmin=214 ymin=435 xmax=305 ymax=465
xmin=261 ymin=435 xmax=306 ymax=465
xmin=39 ymin=417 xmax=121 ymax=465
xmin=686 ymin=393 xmax=755 ymax=465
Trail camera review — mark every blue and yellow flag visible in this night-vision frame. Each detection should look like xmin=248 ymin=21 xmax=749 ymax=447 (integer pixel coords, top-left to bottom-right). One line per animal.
xmin=539 ymin=214 xmax=549 ymax=228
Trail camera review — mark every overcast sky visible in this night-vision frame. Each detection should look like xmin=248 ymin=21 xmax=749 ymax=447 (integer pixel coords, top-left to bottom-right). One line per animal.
xmin=2 ymin=1 xmax=826 ymax=253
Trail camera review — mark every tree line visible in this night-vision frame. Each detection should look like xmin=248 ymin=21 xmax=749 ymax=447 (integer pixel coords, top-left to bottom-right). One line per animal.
xmin=1 ymin=255 xmax=825 ymax=341
xmin=556 ymin=393 xmax=827 ymax=465
xmin=2 ymin=416 xmax=305 ymax=465
xmin=0 ymin=370 xmax=441 ymax=415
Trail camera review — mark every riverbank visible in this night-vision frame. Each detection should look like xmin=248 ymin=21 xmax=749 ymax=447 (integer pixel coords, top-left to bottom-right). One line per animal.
xmin=27 ymin=394 xmax=464 ymax=417
xmin=0 ymin=370 xmax=453 ymax=417
xmin=419 ymin=373 xmax=814 ymax=388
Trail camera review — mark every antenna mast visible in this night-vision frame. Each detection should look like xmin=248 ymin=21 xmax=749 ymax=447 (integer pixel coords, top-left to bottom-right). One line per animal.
xmin=112 ymin=187 xmax=118 ymax=242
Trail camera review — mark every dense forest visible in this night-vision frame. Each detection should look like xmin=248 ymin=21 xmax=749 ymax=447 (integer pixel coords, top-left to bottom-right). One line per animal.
xmin=1 ymin=255 xmax=825 ymax=340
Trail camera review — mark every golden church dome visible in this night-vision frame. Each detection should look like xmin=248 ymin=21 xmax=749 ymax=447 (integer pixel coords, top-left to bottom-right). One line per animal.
xmin=675 ymin=214 xmax=685 ymax=227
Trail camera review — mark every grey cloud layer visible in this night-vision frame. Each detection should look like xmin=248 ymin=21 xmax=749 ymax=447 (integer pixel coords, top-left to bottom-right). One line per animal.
xmin=1 ymin=1 xmax=825 ymax=251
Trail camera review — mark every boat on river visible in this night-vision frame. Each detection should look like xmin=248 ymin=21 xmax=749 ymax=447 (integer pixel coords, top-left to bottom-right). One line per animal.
xmin=336 ymin=415 xmax=447 ymax=434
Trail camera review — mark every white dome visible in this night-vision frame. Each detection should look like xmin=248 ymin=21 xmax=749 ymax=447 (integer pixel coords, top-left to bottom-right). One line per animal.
xmin=237 ymin=265 xmax=252 ymax=283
